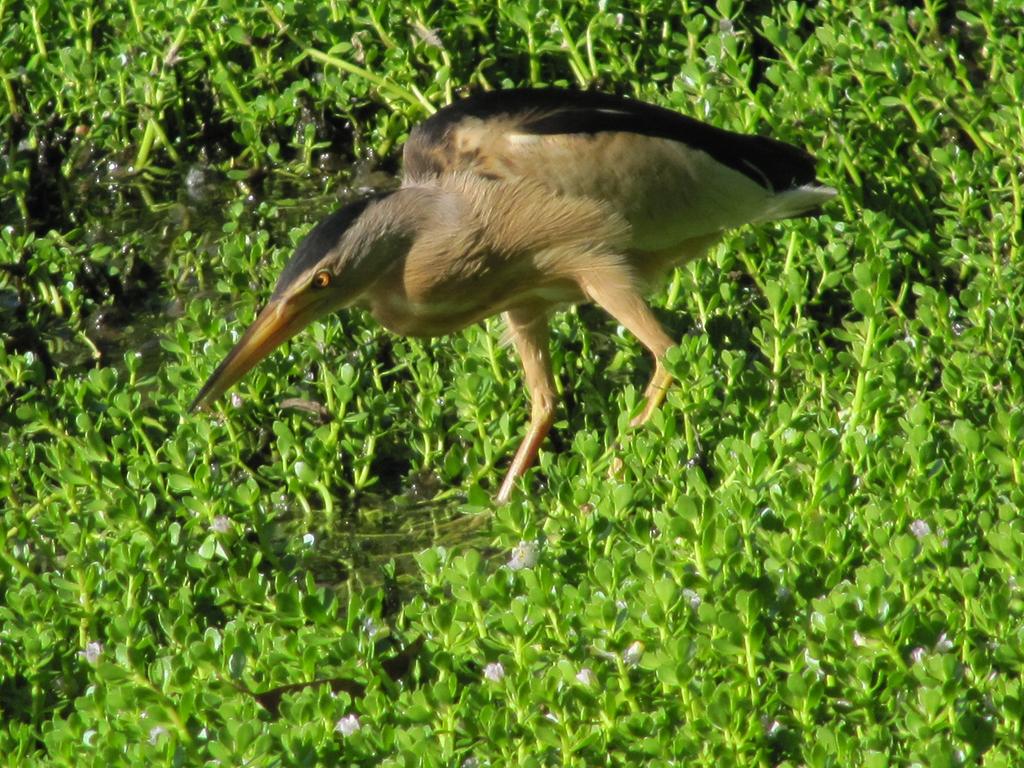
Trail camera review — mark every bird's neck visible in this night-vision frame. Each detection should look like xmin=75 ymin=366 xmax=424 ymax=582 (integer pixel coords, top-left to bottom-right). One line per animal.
xmin=337 ymin=186 xmax=453 ymax=296
xmin=365 ymin=185 xmax=454 ymax=239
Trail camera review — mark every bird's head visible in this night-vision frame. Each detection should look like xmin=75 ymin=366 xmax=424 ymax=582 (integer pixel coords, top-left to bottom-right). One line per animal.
xmin=190 ymin=192 xmax=402 ymax=411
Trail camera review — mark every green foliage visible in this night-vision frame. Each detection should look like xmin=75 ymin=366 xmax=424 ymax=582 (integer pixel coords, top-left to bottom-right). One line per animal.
xmin=3 ymin=0 xmax=1024 ymax=765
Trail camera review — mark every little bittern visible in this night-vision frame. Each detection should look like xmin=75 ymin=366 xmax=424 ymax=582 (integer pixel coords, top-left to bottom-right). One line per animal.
xmin=192 ymin=88 xmax=835 ymax=502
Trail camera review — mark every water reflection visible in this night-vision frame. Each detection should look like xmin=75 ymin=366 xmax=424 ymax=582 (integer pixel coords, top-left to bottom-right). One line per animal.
xmin=3 ymin=164 xmax=490 ymax=590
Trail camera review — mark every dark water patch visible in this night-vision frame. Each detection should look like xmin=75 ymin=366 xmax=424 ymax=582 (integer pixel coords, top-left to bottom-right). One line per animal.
xmin=4 ymin=164 xmax=385 ymax=376
xmin=261 ymin=487 xmax=491 ymax=596
xmin=3 ymin=162 xmax=496 ymax=589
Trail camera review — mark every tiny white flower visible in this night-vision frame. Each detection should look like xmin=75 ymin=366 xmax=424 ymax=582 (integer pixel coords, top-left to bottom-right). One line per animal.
xmin=507 ymin=540 xmax=539 ymax=571
xmin=575 ymin=667 xmax=597 ymax=687
xmin=622 ymin=641 xmax=644 ymax=667
xmin=210 ymin=516 xmax=231 ymax=534
xmin=80 ymin=642 xmax=103 ymax=664
xmin=483 ymin=662 xmax=505 ymax=683
xmin=934 ymin=632 xmax=953 ymax=653
xmin=909 ymin=519 xmax=931 ymax=539
xmin=412 ymin=21 xmax=443 ymax=49
xmin=760 ymin=716 xmax=782 ymax=736
xmin=335 ymin=714 xmax=361 ymax=736
xmin=148 ymin=725 xmax=168 ymax=745
xmin=302 ymin=532 xmax=315 ymax=547
xmin=910 ymin=646 xmax=927 ymax=664
xmin=682 ymin=588 xmax=702 ymax=610
xmin=361 ymin=617 xmax=380 ymax=639
xmin=852 ymin=631 xmax=867 ymax=648
xmin=230 ymin=392 xmax=244 ymax=408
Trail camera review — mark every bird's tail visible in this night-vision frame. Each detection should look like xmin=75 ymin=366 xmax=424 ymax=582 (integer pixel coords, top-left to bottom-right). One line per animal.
xmin=754 ymin=183 xmax=838 ymax=222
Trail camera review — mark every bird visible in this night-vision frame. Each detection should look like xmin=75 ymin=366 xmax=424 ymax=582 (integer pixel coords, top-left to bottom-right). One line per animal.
xmin=191 ymin=87 xmax=836 ymax=502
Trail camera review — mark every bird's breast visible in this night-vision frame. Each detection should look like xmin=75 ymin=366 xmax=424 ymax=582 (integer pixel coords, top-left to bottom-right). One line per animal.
xmin=367 ymin=279 xmax=583 ymax=338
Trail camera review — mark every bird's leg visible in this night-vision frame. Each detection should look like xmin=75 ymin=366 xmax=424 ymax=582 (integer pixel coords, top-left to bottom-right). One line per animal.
xmin=581 ymin=273 xmax=676 ymax=427
xmin=635 ymin=361 xmax=674 ymax=426
xmin=497 ymin=310 xmax=557 ymax=503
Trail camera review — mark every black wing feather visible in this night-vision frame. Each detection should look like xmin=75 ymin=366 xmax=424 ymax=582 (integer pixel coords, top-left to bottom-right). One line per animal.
xmin=410 ymin=88 xmax=817 ymax=192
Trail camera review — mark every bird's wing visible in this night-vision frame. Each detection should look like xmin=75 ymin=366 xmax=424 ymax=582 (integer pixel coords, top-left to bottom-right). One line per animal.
xmin=404 ymin=88 xmax=819 ymax=191
xmin=402 ymin=88 xmax=831 ymax=248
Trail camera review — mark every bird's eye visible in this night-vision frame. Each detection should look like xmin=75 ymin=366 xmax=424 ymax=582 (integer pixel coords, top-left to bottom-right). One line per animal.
xmin=312 ymin=270 xmax=331 ymax=289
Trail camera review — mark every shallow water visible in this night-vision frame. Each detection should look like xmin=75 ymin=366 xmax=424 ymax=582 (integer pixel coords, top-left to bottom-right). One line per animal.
xmin=7 ymin=164 xmax=489 ymax=591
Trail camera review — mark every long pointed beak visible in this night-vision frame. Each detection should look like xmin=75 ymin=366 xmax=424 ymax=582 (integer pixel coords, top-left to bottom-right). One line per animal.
xmin=190 ymin=296 xmax=324 ymax=412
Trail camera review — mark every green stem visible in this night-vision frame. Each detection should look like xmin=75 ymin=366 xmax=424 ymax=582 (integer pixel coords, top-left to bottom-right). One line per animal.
xmin=526 ymin=26 xmax=539 ymax=84
xmin=0 ymin=541 xmax=46 ymax=588
xmin=584 ymin=19 xmax=599 ymax=80
xmin=367 ymin=5 xmax=398 ymax=50
xmin=131 ymin=670 xmax=193 ymax=742
xmin=134 ymin=119 xmax=159 ymax=171
xmin=261 ymin=1 xmax=433 ymax=113
xmin=849 ymin=315 xmax=876 ymax=428
xmin=127 ymin=0 xmax=144 ymax=35
xmin=133 ymin=12 xmax=197 ymax=170
xmin=303 ymin=47 xmax=435 ymax=114
xmin=552 ymin=12 xmax=591 ymax=85
xmin=29 ymin=6 xmax=47 ymax=58
xmin=782 ymin=229 xmax=798 ymax=274
xmin=737 ymin=251 xmax=766 ymax=296
xmin=899 ymin=95 xmax=927 ymax=135
xmin=313 ymin=480 xmax=335 ymax=520
xmin=146 ymin=115 xmax=180 ymax=163
xmin=0 ymin=72 xmax=18 ymax=122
